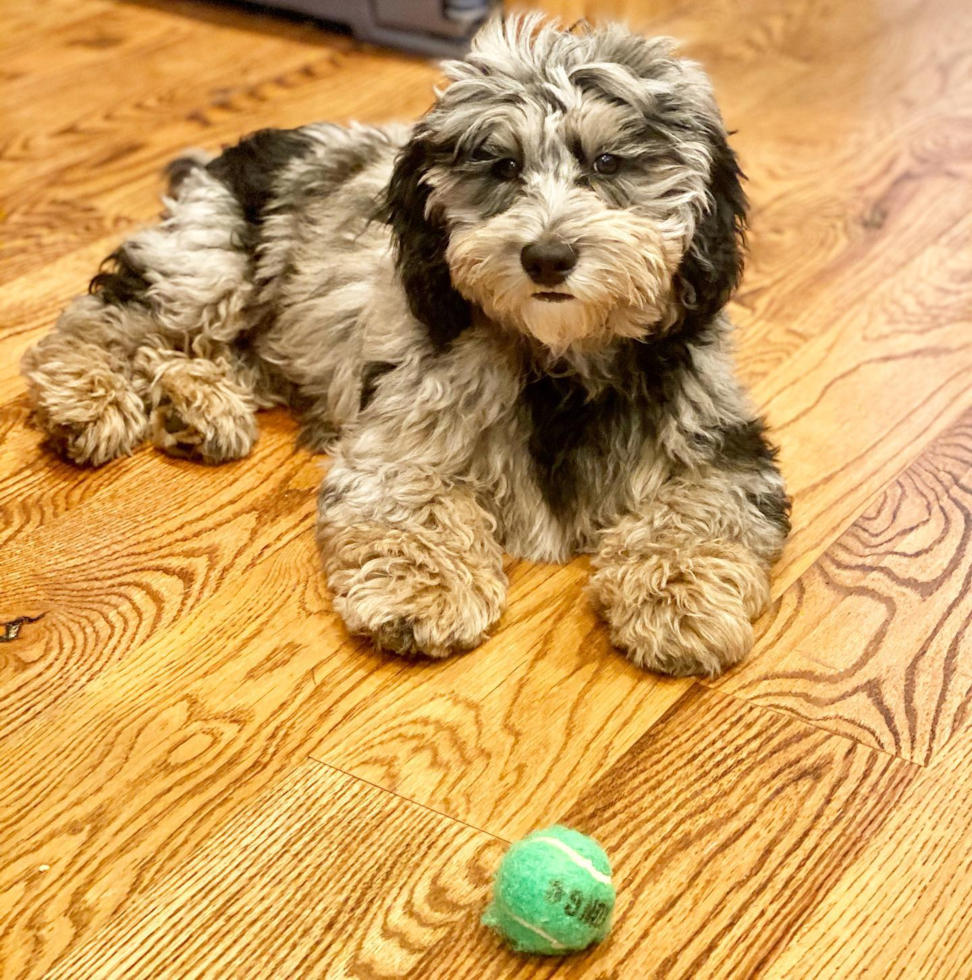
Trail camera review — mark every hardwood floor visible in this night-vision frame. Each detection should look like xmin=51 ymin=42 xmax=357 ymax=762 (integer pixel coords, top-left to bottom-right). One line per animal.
xmin=2 ymin=0 xmax=972 ymax=976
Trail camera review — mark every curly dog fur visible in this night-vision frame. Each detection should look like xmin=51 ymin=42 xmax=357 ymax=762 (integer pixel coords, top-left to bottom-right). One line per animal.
xmin=21 ymin=16 xmax=790 ymax=676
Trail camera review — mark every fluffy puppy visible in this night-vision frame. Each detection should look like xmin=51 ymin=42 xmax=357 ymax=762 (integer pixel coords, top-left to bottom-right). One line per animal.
xmin=21 ymin=16 xmax=790 ymax=676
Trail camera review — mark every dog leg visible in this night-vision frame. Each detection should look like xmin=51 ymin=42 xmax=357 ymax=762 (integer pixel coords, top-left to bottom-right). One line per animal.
xmin=318 ymin=463 xmax=507 ymax=658
xmin=315 ymin=336 xmax=514 ymax=658
xmin=22 ymin=157 xmax=254 ymax=467
xmin=589 ymin=469 xmax=788 ymax=677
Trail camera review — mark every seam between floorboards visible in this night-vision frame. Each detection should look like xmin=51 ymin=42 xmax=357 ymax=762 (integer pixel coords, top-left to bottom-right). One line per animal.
xmin=303 ymin=755 xmax=513 ymax=844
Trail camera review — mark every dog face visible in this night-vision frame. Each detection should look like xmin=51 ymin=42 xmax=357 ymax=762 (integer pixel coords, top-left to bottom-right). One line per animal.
xmin=386 ymin=16 xmax=746 ymax=354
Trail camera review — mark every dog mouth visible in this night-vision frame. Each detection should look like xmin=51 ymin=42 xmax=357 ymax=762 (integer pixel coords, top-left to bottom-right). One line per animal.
xmin=533 ymin=291 xmax=575 ymax=303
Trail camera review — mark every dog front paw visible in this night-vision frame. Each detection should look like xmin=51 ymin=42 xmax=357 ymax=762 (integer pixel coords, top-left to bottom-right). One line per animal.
xmin=589 ymin=540 xmax=770 ymax=677
xmin=320 ymin=518 xmax=507 ymax=659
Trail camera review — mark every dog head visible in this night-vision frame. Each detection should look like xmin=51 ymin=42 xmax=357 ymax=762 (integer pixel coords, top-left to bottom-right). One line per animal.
xmin=385 ymin=16 xmax=746 ymax=354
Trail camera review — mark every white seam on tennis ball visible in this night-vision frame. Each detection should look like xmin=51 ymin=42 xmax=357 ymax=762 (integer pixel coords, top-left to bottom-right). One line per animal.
xmin=505 ymin=911 xmax=566 ymax=950
xmin=534 ymin=836 xmax=612 ymax=884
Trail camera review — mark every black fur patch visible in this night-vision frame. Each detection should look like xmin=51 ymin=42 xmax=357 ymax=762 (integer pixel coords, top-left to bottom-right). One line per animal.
xmin=89 ymin=246 xmax=150 ymax=306
xmin=381 ymin=132 xmax=471 ymax=351
xmin=524 ymin=324 xmax=711 ymax=522
xmin=748 ymin=487 xmax=792 ymax=536
xmin=526 ymin=340 xmax=791 ymax=538
xmin=707 ymin=418 xmax=791 ymax=535
xmin=208 ymin=128 xmax=313 ymax=228
xmin=524 ymin=372 xmax=626 ymax=521
xmin=359 ymin=361 xmax=396 ymax=411
xmin=675 ymin=128 xmax=748 ymax=332
xmin=708 ymin=418 xmax=778 ymax=469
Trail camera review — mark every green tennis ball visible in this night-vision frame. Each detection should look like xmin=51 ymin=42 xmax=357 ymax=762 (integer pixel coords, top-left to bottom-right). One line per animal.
xmin=482 ymin=825 xmax=615 ymax=956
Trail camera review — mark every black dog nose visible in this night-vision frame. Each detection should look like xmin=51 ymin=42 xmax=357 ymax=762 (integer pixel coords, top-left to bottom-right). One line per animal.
xmin=520 ymin=242 xmax=578 ymax=286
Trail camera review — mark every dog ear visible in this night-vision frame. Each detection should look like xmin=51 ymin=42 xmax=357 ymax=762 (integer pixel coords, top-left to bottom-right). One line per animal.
xmin=383 ymin=132 xmax=471 ymax=350
xmin=675 ymin=128 xmax=748 ymax=329
xmin=578 ymin=30 xmax=747 ymax=330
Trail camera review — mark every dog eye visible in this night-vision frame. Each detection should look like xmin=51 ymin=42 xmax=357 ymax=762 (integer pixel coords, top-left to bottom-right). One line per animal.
xmin=593 ymin=153 xmax=621 ymax=175
xmin=491 ymin=158 xmax=521 ymax=181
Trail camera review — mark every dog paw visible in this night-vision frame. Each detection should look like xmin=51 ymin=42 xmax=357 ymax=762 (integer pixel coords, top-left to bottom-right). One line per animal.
xmin=149 ymin=361 xmax=257 ymax=464
xmin=589 ymin=540 xmax=769 ymax=677
xmin=321 ymin=520 xmax=507 ymax=659
xmin=30 ymin=375 xmax=147 ymax=467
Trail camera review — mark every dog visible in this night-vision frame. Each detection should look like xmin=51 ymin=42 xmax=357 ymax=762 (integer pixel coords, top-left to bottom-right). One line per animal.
xmin=21 ymin=15 xmax=790 ymax=676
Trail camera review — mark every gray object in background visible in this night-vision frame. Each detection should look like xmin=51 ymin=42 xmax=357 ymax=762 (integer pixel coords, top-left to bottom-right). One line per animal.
xmin=250 ymin=0 xmax=498 ymax=56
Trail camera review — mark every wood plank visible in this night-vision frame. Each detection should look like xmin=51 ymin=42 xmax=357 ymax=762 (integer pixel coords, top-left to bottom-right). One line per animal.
xmin=0 ymin=0 xmax=438 ymax=283
xmin=710 ymin=408 xmax=972 ymax=764
xmin=0 ymin=0 xmax=115 ymax=51
xmin=409 ymin=686 xmax=917 ymax=979
xmin=758 ymin=720 xmax=972 ymax=980
xmin=721 ymin=0 xmax=972 ymax=384
xmin=310 ymin=561 xmax=693 ymax=839
xmin=0 ymin=49 xmax=437 ymax=283
xmin=0 ymin=409 xmax=319 ymax=740
xmin=0 ymin=396 xmax=136 ymax=551
xmin=0 ymin=0 xmax=328 ymax=95
xmin=40 ymin=760 xmax=503 ymax=980
xmin=760 ymin=213 xmax=972 ymax=588
xmin=0 ymin=534 xmax=404 ymax=978
xmin=0 ymin=540 xmax=606 ymax=974
xmin=0 ymin=0 xmax=354 ymax=154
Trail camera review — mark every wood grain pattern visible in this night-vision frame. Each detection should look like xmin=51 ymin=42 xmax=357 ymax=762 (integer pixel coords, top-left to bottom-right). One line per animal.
xmin=711 ymin=408 xmax=972 ymax=765
xmin=0 ymin=537 xmax=630 ymax=974
xmin=43 ymin=760 xmax=503 ymax=980
xmin=3 ymin=0 xmax=972 ymax=976
xmin=755 ymin=213 xmax=972 ymax=589
xmin=310 ymin=561 xmax=694 ymax=838
xmin=0 ymin=409 xmax=319 ymax=740
xmin=0 ymin=534 xmax=399 ymax=978
xmin=412 ymin=687 xmax=918 ymax=979
xmin=759 ymin=720 xmax=972 ymax=980
xmin=0 ymin=3 xmax=437 ymax=284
